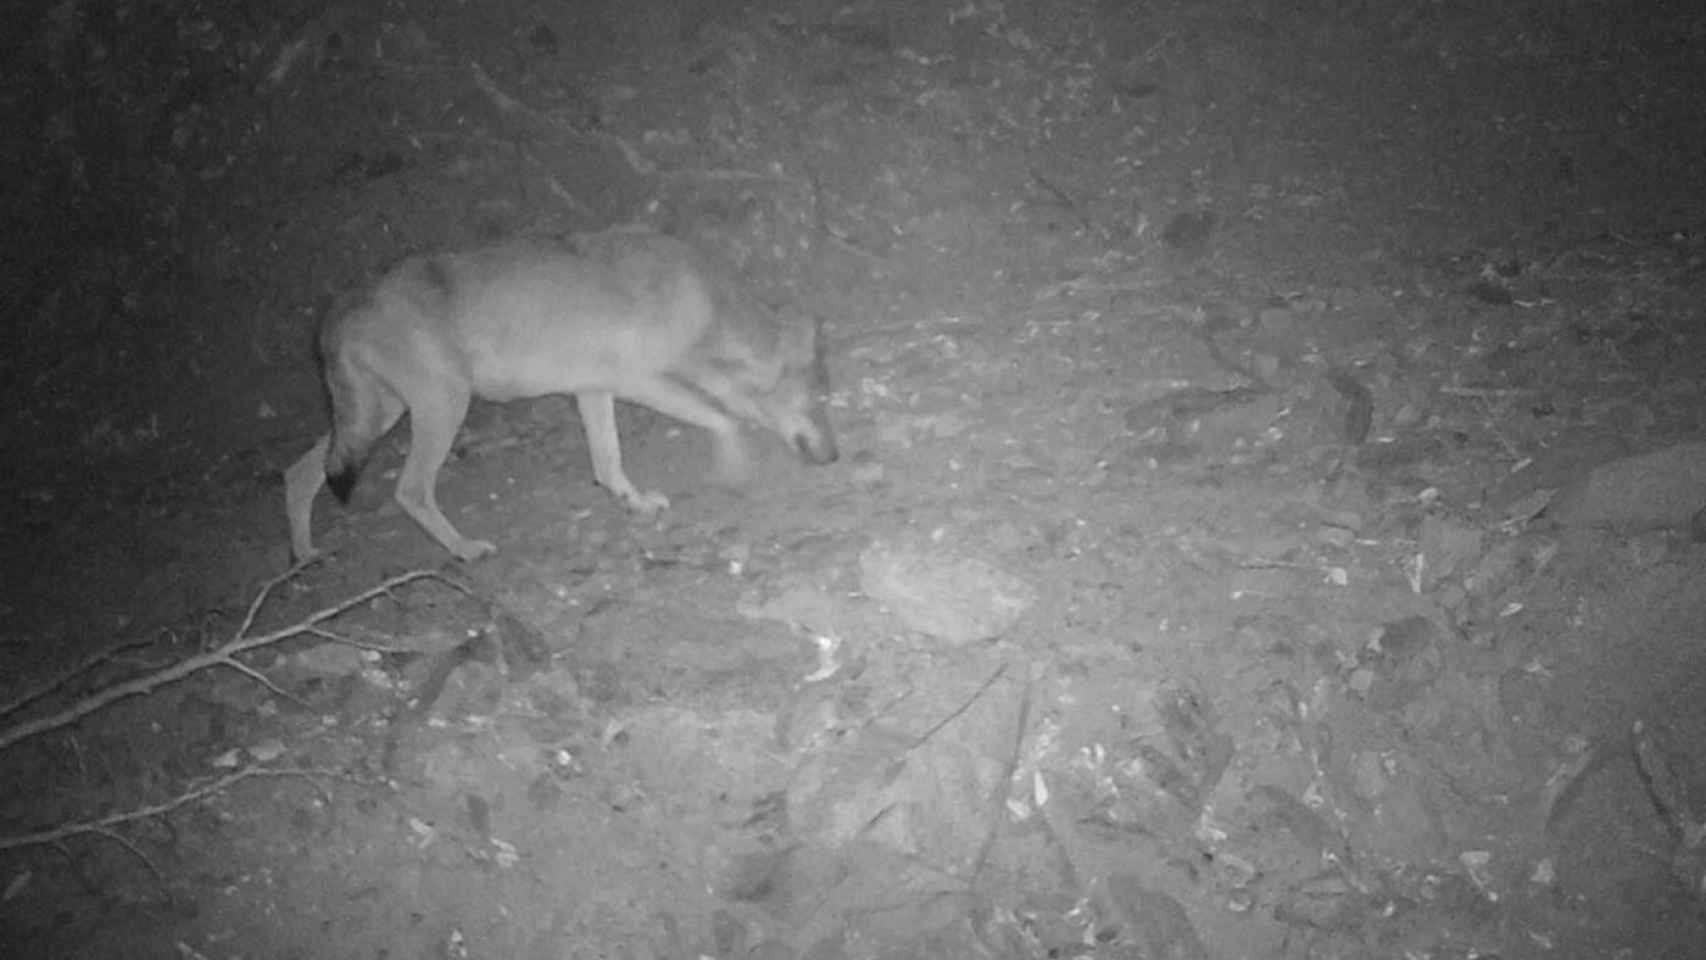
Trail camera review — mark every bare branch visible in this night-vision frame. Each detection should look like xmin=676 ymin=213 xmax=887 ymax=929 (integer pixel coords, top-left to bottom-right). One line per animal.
xmin=0 ymin=767 xmax=337 ymax=854
xmin=0 ymin=569 xmax=439 ymax=753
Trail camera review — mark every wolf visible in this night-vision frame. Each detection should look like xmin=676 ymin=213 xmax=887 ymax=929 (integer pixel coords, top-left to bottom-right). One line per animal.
xmin=283 ymin=228 xmax=838 ymax=562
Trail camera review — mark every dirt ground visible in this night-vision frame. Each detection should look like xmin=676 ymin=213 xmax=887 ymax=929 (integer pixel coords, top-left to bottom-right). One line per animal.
xmin=4 ymin=0 xmax=1706 ymax=957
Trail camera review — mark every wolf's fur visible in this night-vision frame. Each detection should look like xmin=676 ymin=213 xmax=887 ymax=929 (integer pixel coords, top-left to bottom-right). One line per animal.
xmin=283 ymin=228 xmax=838 ymax=561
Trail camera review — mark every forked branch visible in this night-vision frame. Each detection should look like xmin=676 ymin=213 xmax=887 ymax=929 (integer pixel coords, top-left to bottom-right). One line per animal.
xmin=0 ymin=567 xmax=440 ymax=753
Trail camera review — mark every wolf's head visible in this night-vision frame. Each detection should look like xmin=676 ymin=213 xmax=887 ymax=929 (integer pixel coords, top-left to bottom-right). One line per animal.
xmin=763 ymin=311 xmax=839 ymax=465
xmin=694 ymin=301 xmax=839 ymax=465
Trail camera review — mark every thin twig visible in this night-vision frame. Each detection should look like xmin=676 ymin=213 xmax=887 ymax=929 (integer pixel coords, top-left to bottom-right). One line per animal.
xmin=0 ymin=637 xmax=155 ymax=722
xmin=468 ymin=61 xmax=531 ymax=118
xmin=86 ymin=826 xmax=164 ymax=884
xmin=914 ymin=662 xmax=1010 ymax=746
xmin=0 ymin=767 xmax=334 ymax=854
xmin=1028 ymin=168 xmax=1095 ymax=234
xmin=971 ymin=668 xmax=1031 ymax=883
xmin=0 ymin=569 xmax=439 ymax=752
xmin=299 ymin=624 xmax=409 ymax=653
xmin=237 ymin=557 xmax=318 ymax=642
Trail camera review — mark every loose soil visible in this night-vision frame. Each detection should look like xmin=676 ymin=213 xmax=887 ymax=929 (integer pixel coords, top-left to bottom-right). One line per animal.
xmin=4 ymin=1 xmax=1706 ymax=958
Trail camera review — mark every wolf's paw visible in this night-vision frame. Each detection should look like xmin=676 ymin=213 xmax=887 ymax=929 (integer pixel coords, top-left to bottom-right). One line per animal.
xmin=449 ymin=537 xmax=499 ymax=562
xmin=623 ymin=489 xmax=671 ymax=515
